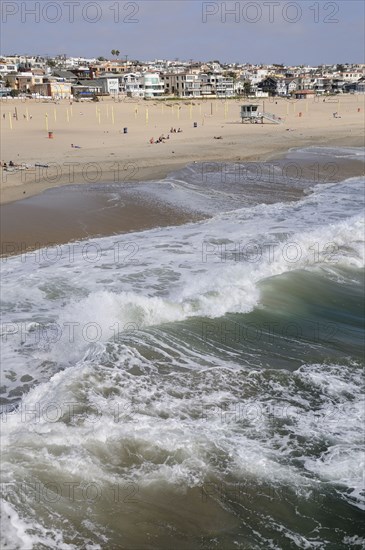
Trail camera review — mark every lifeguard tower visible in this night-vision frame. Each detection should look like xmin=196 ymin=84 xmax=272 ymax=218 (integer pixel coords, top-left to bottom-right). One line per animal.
xmin=240 ymin=104 xmax=260 ymax=123
xmin=240 ymin=104 xmax=282 ymax=124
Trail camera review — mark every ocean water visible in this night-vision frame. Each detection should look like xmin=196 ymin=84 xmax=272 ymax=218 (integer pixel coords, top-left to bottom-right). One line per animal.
xmin=0 ymin=147 xmax=364 ymax=549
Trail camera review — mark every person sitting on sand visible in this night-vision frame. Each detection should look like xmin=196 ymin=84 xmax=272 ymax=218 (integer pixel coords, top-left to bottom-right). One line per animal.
xmin=150 ymin=137 xmax=154 ymax=144
xmin=177 ymin=128 xmax=182 ymax=133
xmin=9 ymin=160 xmax=15 ymax=167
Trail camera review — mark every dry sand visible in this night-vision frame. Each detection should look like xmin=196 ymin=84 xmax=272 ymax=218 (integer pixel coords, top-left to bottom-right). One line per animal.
xmin=1 ymin=95 xmax=364 ymax=204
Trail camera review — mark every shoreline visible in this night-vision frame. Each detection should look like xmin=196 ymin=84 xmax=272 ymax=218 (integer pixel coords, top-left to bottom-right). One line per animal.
xmin=1 ymin=144 xmax=364 ymax=258
xmin=1 ymin=133 xmax=363 ymax=205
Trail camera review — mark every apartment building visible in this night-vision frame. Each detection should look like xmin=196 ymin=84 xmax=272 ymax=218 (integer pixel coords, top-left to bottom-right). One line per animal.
xmin=162 ymin=73 xmax=201 ymax=97
xmin=0 ymin=61 xmax=18 ymax=76
xmin=142 ymin=73 xmax=164 ymax=98
xmin=200 ymin=74 xmax=234 ymax=97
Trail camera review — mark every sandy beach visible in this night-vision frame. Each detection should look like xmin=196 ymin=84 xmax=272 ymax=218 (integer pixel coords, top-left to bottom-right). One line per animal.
xmin=1 ymin=95 xmax=364 ymax=204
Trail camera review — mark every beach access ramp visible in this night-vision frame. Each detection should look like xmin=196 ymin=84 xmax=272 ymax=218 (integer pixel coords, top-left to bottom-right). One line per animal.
xmin=258 ymin=112 xmax=282 ymax=124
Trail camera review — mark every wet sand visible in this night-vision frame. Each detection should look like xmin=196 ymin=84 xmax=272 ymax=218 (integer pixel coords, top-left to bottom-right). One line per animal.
xmin=1 ymin=153 xmax=363 ymax=257
xmin=0 ymin=183 xmax=203 ymax=257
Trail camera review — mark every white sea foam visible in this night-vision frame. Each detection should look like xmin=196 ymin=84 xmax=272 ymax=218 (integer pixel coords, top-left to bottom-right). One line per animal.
xmin=289 ymin=145 xmax=365 ymax=161
xmin=0 ymin=500 xmax=77 ymax=550
xmin=1 ymin=150 xmax=364 ymax=546
xmin=0 ymin=174 xmax=363 ymax=404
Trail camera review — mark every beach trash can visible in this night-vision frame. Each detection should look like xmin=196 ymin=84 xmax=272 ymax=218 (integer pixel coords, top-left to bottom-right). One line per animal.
xmin=48 ymin=131 xmax=53 ymax=139
xmin=193 ymin=122 xmax=198 ymax=128
xmin=123 ymin=127 xmax=128 ymax=134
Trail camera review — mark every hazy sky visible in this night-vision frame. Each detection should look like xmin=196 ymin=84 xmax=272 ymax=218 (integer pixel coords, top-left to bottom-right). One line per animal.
xmin=1 ymin=0 xmax=364 ymax=64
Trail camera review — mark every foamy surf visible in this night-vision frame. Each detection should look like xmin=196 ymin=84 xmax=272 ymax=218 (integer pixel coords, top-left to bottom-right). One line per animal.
xmin=1 ymin=147 xmax=364 ymax=548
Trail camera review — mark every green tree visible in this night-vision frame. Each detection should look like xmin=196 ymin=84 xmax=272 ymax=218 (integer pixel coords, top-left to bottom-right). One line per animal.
xmin=243 ymin=81 xmax=252 ymax=96
xmin=225 ymin=71 xmax=237 ymax=81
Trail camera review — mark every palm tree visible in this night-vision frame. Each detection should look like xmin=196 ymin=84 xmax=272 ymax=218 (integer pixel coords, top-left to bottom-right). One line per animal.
xmin=111 ymin=50 xmax=120 ymax=59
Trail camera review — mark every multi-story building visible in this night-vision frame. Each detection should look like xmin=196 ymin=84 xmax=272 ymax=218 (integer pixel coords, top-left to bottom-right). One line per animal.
xmin=98 ymin=75 xmax=120 ymax=95
xmin=200 ymin=74 xmax=234 ymax=97
xmin=118 ymin=72 xmax=164 ymax=97
xmin=142 ymin=73 xmax=165 ymax=98
xmin=122 ymin=73 xmax=144 ymax=96
xmin=258 ymin=77 xmax=287 ymax=96
xmin=5 ymin=72 xmax=44 ymax=93
xmin=0 ymin=61 xmax=18 ymax=76
xmin=162 ymin=73 xmax=201 ymax=97
xmin=340 ymin=71 xmax=364 ymax=82
xmin=33 ymin=79 xmax=72 ymax=98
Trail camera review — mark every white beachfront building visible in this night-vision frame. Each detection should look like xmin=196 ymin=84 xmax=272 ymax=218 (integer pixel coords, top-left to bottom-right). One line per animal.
xmin=97 ymin=75 xmax=119 ymax=95
xmin=119 ymin=72 xmax=164 ymax=98
xmin=142 ymin=73 xmax=164 ymax=98
xmin=122 ymin=72 xmax=144 ymax=96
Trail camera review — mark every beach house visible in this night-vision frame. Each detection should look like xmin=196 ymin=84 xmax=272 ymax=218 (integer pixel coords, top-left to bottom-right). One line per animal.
xmin=200 ymin=74 xmax=234 ymax=97
xmin=32 ymin=79 xmax=72 ymax=98
xmin=258 ymin=77 xmax=287 ymax=96
xmin=142 ymin=73 xmax=165 ymax=98
xmin=162 ymin=73 xmax=201 ymax=98
xmin=98 ymin=76 xmax=120 ymax=96
xmin=122 ymin=73 xmax=144 ymax=96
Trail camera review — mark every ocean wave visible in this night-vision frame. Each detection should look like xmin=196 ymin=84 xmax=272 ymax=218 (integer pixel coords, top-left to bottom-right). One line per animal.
xmin=1 ymin=149 xmax=364 ymax=548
